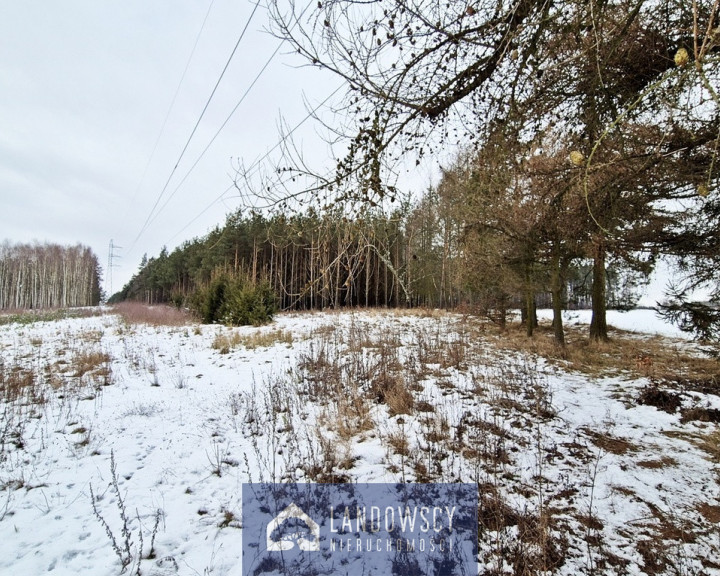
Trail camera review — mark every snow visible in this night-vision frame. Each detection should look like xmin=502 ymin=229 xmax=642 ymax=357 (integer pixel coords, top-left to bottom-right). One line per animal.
xmin=537 ymin=308 xmax=692 ymax=339
xmin=0 ymin=308 xmax=718 ymax=575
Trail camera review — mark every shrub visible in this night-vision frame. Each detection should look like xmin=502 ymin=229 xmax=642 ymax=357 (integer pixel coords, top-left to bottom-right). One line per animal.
xmin=190 ymin=275 xmax=277 ymax=326
xmin=202 ymin=276 xmax=229 ymax=324
xmin=221 ymin=281 xmax=277 ymax=326
xmin=168 ymin=291 xmax=185 ymax=309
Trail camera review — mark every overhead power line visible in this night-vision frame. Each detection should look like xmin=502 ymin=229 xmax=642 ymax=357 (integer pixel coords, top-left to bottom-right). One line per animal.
xmin=141 ymin=0 xmax=317 ymax=233
xmin=129 ymin=0 xmax=261 ymax=252
xmin=146 ymin=40 xmax=285 ymax=231
xmin=164 ymin=84 xmax=344 ymax=244
xmin=114 ymin=0 xmax=215 ymax=240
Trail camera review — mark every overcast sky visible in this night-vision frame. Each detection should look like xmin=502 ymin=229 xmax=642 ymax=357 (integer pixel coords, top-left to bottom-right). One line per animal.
xmin=0 ymin=0 xmax=349 ymax=293
xmin=0 ymin=1 xmax=673 ymax=305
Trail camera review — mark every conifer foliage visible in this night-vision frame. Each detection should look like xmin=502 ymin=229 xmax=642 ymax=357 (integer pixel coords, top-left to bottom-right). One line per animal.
xmin=112 ymin=203 xmax=646 ymax=330
xmin=188 ymin=274 xmax=277 ymax=327
xmin=110 ymin=209 xmax=418 ymax=318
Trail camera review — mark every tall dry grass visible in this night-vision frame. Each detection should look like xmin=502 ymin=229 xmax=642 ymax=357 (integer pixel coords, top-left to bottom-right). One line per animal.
xmin=486 ymin=320 xmax=719 ymax=382
xmin=112 ymin=302 xmax=193 ymax=326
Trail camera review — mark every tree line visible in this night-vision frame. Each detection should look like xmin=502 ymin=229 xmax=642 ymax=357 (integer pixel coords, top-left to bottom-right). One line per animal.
xmin=251 ymin=0 xmax=720 ymax=344
xmin=113 ymin=209 xmax=411 ymax=311
xmin=0 ymin=242 xmax=102 ymax=310
xmin=118 ymin=0 xmax=720 ymax=344
xmin=112 ymin=203 xmax=639 ymax=322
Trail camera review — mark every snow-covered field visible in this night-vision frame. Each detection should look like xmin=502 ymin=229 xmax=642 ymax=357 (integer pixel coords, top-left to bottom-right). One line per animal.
xmin=537 ymin=308 xmax=692 ymax=340
xmin=1 ymin=307 xmax=719 ymax=575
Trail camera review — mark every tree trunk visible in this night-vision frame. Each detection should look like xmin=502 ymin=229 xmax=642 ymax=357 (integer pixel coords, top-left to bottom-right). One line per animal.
xmin=589 ymin=238 xmax=609 ymax=342
xmin=525 ymin=290 xmax=535 ymax=337
xmin=365 ymin=243 xmax=371 ymax=308
xmin=334 ymin=235 xmax=342 ymax=309
xmin=498 ymin=295 xmax=507 ymax=330
xmin=550 ymin=252 xmax=565 ymax=346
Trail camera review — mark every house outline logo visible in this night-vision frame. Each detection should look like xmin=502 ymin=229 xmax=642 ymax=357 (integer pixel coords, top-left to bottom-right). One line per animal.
xmin=266 ymin=503 xmax=320 ymax=552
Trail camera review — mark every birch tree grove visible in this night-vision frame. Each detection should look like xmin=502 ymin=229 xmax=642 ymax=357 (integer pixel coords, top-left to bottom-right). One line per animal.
xmin=0 ymin=242 xmax=102 ymax=310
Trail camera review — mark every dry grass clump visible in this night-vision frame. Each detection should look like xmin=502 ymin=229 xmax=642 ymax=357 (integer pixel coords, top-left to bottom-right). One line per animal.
xmin=46 ymin=346 xmax=113 ymax=390
xmin=72 ymin=349 xmax=112 ymax=379
xmin=478 ymin=488 xmax=520 ymax=533
xmin=413 ymin=327 xmax=469 ymax=371
xmin=212 ymin=329 xmax=293 ymax=353
xmin=383 ymin=379 xmax=415 ymax=416
xmin=336 ymin=392 xmax=375 ymax=440
xmin=477 ymin=487 xmax=569 ymax=575
xmin=0 ymin=363 xmax=42 ymax=404
xmin=303 ymin=433 xmax=353 ymax=483
xmin=112 ymin=301 xmax=192 ymax=326
xmin=369 ymin=373 xmax=414 ymax=415
xmin=316 ymin=376 xmax=375 ymax=441
xmin=696 ymin=429 xmax=720 ymax=463
xmin=386 ymin=430 xmax=411 ymax=456
xmin=1 ymin=359 xmax=47 ymax=460
xmin=296 ymin=341 xmax=344 ymax=400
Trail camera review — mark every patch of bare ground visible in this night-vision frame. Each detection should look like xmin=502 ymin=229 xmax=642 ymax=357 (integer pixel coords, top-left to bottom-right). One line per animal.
xmin=696 ymin=429 xmax=720 ymax=463
xmin=647 ymin=501 xmax=698 ymax=543
xmin=679 ymin=406 xmax=720 ymax=423
xmin=698 ymin=502 xmax=720 ymax=523
xmin=636 ymin=381 xmax=720 ymax=426
xmin=636 ymin=455 xmax=677 ymax=469
xmin=637 ymin=384 xmax=683 ymax=412
xmin=580 ymin=428 xmax=637 ymax=455
xmin=629 ymin=500 xmax=705 ymax=575
xmin=485 ymin=320 xmax=719 ymax=382
xmin=662 ymin=374 xmax=720 ymax=396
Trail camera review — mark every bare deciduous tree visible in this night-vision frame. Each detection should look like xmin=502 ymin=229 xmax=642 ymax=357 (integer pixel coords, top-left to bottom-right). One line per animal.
xmin=0 ymin=242 xmax=102 ymax=310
